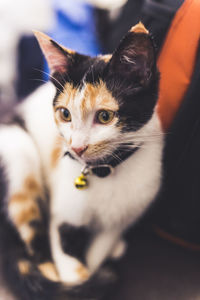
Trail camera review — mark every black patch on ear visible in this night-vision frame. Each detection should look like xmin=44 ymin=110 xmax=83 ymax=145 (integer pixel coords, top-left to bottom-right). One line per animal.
xmin=108 ymin=31 xmax=155 ymax=87
xmin=104 ymin=30 xmax=159 ymax=131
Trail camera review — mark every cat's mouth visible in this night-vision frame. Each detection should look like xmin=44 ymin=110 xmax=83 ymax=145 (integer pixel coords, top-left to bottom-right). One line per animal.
xmin=64 ymin=149 xmax=103 ymax=165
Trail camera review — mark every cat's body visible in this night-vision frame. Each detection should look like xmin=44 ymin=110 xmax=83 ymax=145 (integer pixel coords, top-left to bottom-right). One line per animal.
xmin=0 ymin=23 xmax=163 ymax=299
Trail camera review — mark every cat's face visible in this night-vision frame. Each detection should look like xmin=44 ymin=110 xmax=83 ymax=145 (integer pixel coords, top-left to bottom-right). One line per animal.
xmin=53 ymin=80 xmax=120 ymax=163
xmin=35 ymin=23 xmax=159 ymax=164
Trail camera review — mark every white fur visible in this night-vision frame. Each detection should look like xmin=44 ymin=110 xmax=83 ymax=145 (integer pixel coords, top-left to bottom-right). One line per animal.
xmin=0 ymin=125 xmax=41 ymax=196
xmin=20 ymin=82 xmax=59 ymax=183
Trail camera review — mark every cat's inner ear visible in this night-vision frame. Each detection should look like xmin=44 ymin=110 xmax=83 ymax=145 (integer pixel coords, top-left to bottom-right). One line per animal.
xmin=34 ymin=31 xmax=73 ymax=84
xmin=108 ymin=22 xmax=156 ymax=87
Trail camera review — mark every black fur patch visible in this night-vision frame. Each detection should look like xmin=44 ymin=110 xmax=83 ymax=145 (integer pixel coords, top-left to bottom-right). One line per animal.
xmin=0 ymin=160 xmax=7 ymax=206
xmin=59 ymin=223 xmax=93 ymax=264
xmin=104 ymin=30 xmax=159 ymax=131
xmin=84 ymin=58 xmax=107 ymax=85
xmin=105 ymin=71 xmax=159 ymax=131
xmin=51 ymin=49 xmax=97 ymax=93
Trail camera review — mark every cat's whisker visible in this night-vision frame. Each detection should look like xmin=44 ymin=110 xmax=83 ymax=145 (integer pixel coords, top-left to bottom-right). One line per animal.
xmin=90 ymin=64 xmax=95 ymax=85
xmin=30 ymin=78 xmax=48 ymax=85
xmin=34 ymin=68 xmax=67 ymax=95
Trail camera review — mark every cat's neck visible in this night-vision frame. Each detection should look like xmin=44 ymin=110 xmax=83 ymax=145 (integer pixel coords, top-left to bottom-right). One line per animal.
xmin=64 ymin=146 xmax=139 ymax=178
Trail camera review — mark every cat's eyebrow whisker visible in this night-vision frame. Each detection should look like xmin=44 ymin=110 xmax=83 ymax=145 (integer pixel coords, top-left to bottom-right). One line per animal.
xmin=31 ymin=77 xmax=63 ymax=95
xmin=58 ymin=71 xmax=72 ymax=92
xmin=34 ymin=68 xmax=68 ymax=95
xmin=34 ymin=69 xmax=64 ymax=95
xmin=90 ymin=64 xmax=95 ymax=85
xmin=30 ymin=78 xmax=48 ymax=84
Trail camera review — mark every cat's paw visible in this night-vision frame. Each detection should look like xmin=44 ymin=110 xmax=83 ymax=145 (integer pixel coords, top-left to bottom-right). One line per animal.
xmin=110 ymin=239 xmax=127 ymax=259
xmin=58 ymin=260 xmax=90 ymax=285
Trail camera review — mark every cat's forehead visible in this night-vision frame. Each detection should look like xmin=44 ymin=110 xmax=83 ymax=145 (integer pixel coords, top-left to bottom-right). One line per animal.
xmin=54 ymin=79 xmax=119 ymax=118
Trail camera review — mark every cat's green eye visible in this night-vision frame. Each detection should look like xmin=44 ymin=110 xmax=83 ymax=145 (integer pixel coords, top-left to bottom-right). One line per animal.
xmin=59 ymin=108 xmax=71 ymax=122
xmin=96 ymin=110 xmax=115 ymax=124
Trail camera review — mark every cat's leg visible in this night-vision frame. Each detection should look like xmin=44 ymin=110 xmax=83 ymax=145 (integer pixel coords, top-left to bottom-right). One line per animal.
xmin=50 ymin=218 xmax=90 ymax=284
xmin=86 ymin=229 xmax=122 ymax=273
xmin=0 ymin=125 xmax=43 ymax=254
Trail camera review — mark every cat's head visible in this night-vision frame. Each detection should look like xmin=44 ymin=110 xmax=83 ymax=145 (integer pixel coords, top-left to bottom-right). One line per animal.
xmin=35 ymin=23 xmax=159 ymax=165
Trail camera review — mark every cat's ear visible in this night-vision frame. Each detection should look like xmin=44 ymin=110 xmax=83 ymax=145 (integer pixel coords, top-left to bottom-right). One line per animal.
xmin=34 ymin=31 xmax=74 ymax=86
xmin=108 ymin=22 xmax=156 ymax=87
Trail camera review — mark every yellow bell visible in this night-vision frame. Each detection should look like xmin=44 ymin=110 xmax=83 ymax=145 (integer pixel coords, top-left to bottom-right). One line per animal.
xmin=74 ymin=173 xmax=88 ymax=190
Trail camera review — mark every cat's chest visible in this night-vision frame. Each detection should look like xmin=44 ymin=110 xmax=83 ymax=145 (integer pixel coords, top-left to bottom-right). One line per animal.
xmin=49 ymin=157 xmax=124 ymax=227
xmin=49 ymin=144 xmax=162 ymax=229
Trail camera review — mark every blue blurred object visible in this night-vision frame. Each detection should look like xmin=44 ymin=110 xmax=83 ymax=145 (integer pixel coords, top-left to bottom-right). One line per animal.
xmin=44 ymin=0 xmax=101 ymax=79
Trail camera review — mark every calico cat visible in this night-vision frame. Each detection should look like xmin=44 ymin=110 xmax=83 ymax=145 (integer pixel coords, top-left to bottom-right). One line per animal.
xmin=0 ymin=22 xmax=163 ymax=299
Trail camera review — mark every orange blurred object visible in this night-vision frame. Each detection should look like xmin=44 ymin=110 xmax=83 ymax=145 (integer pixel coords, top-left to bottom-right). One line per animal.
xmin=157 ymin=0 xmax=200 ymax=131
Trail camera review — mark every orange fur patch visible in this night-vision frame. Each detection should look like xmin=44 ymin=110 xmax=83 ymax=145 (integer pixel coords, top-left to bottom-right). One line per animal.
xmin=76 ymin=263 xmax=90 ymax=281
xmin=100 ymin=54 xmax=112 ymax=62
xmin=130 ymin=22 xmax=149 ymax=34
xmin=18 ymin=260 xmax=31 ymax=275
xmin=38 ymin=262 xmax=60 ymax=282
xmin=9 ymin=193 xmax=40 ymax=226
xmin=54 ymin=79 xmax=118 ymax=124
xmin=81 ymin=81 xmax=119 ymax=119
xmin=51 ymin=136 xmax=63 ymax=168
xmin=62 ymin=47 xmax=75 ymax=55
xmin=87 ymin=140 xmax=109 ymax=156
xmin=54 ymin=83 xmax=77 ymax=109
xmin=8 ymin=175 xmax=42 ymax=248
xmin=24 ymin=175 xmax=40 ymax=195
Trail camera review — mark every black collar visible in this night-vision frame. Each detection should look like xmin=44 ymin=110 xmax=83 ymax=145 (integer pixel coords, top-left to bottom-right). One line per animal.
xmin=64 ymin=147 xmax=139 ymax=178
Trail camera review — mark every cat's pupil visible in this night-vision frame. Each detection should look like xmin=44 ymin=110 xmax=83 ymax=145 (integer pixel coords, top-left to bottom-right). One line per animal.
xmin=62 ymin=108 xmax=69 ymax=118
xmin=101 ymin=111 xmax=109 ymax=121
xmin=59 ymin=108 xmax=71 ymax=122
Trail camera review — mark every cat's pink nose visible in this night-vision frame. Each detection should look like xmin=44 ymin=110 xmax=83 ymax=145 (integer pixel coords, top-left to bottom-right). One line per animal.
xmin=72 ymin=146 xmax=88 ymax=157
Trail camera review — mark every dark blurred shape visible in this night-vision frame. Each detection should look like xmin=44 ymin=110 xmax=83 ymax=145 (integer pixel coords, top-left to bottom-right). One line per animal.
xmin=17 ymin=36 xmax=44 ymax=100
xmin=96 ymin=0 xmax=183 ymax=54
xmin=154 ymin=43 xmax=200 ymax=244
xmin=104 ymin=225 xmax=200 ymax=300
xmin=95 ymin=0 xmax=145 ymax=53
